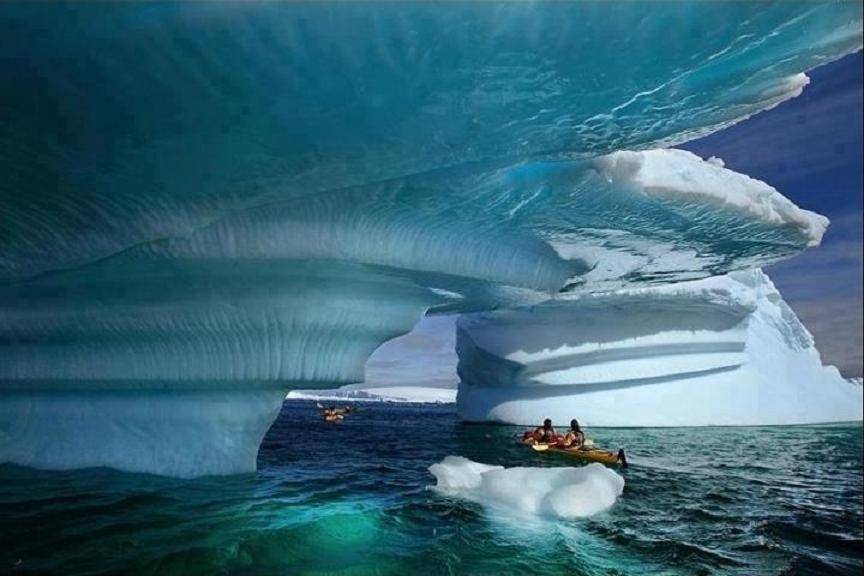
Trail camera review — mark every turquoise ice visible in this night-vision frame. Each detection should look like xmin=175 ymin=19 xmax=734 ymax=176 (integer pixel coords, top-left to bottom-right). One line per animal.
xmin=0 ymin=2 xmax=861 ymax=475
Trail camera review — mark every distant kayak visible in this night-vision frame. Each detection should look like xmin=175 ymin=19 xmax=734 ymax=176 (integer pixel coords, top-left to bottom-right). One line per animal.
xmin=317 ymin=402 xmax=356 ymax=422
xmin=530 ymin=443 xmax=626 ymax=466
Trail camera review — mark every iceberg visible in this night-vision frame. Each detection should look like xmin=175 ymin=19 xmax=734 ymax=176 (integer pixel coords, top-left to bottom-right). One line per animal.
xmin=457 ymin=270 xmax=864 ymax=426
xmin=0 ymin=2 xmax=861 ymax=475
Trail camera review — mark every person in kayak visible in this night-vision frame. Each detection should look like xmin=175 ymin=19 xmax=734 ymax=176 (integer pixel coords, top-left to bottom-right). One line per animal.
xmin=561 ymin=419 xmax=585 ymax=449
xmin=320 ymin=404 xmax=353 ymax=417
xmin=532 ymin=419 xmax=557 ymax=443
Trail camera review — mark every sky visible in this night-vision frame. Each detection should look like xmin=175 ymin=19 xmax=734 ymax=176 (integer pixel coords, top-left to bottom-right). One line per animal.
xmin=366 ymin=51 xmax=864 ymax=385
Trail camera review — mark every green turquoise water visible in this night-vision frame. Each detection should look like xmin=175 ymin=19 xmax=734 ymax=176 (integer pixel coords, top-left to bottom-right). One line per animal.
xmin=1 ymin=401 xmax=861 ymax=575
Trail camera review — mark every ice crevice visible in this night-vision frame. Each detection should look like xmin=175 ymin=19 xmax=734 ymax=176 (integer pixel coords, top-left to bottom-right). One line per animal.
xmin=0 ymin=2 xmax=861 ymax=476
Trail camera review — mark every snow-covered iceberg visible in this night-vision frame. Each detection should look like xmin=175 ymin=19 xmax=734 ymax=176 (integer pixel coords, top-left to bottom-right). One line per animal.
xmin=457 ymin=270 xmax=864 ymax=426
xmin=1 ymin=2 xmax=861 ymax=476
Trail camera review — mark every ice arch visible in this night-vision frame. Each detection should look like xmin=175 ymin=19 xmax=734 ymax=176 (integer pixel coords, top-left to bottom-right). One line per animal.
xmin=0 ymin=2 xmax=861 ymax=476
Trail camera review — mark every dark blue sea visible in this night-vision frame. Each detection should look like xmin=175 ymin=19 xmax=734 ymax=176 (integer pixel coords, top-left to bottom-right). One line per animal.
xmin=1 ymin=401 xmax=861 ymax=575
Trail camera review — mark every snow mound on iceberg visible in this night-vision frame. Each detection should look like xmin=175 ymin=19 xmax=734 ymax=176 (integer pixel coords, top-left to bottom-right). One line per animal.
xmin=457 ymin=270 xmax=863 ymax=426
xmin=596 ymin=149 xmax=827 ymax=246
xmin=429 ymin=456 xmax=624 ymax=519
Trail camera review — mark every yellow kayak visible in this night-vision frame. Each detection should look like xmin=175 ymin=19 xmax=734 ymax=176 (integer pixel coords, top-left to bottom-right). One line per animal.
xmin=530 ymin=443 xmax=627 ymax=466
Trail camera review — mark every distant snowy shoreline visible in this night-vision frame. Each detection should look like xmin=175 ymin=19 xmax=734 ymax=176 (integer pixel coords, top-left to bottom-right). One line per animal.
xmin=286 ymin=386 xmax=456 ymax=405
xmin=284 ymin=374 xmax=864 ymax=410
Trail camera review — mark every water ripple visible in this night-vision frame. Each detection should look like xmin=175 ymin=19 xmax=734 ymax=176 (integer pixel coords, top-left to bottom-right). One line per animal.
xmin=0 ymin=402 xmax=861 ymax=575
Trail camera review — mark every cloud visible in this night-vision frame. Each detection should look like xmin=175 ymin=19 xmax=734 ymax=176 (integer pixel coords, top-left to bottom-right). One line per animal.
xmin=767 ymin=212 xmax=863 ymax=377
xmin=364 ymin=315 xmax=458 ymax=388
xmin=767 ymin=221 xmax=862 ymax=301
xmin=782 ymin=296 xmax=863 ymax=377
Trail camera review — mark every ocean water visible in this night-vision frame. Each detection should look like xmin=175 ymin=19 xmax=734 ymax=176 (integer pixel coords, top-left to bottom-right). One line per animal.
xmin=1 ymin=401 xmax=861 ymax=576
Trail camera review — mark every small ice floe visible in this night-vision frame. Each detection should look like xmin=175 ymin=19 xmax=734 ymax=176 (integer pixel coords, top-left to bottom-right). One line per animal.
xmin=428 ymin=456 xmax=624 ymax=520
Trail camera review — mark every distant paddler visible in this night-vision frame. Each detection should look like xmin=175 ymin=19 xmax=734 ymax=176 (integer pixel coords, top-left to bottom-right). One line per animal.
xmin=317 ymin=403 xmax=356 ymax=422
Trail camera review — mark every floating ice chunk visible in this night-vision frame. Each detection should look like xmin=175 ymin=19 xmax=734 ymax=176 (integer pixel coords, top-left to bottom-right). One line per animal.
xmin=429 ymin=456 xmax=624 ymax=519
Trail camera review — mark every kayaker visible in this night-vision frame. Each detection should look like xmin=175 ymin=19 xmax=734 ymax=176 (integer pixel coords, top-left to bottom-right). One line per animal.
xmin=321 ymin=405 xmax=344 ymax=419
xmin=533 ymin=419 xmax=557 ymax=443
xmin=323 ymin=406 xmax=351 ymax=416
xmin=561 ymin=419 xmax=585 ymax=449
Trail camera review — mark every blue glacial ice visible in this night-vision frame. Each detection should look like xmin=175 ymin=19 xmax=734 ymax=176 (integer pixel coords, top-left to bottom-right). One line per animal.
xmin=0 ymin=2 xmax=861 ymax=476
